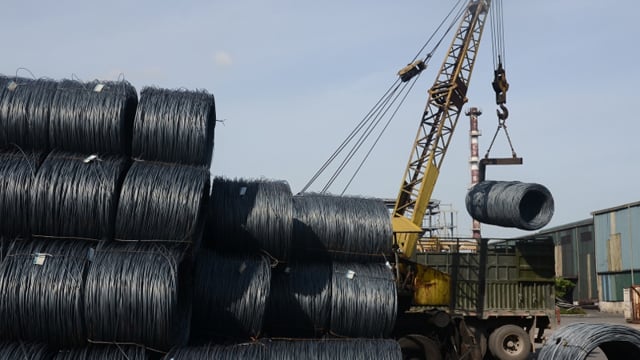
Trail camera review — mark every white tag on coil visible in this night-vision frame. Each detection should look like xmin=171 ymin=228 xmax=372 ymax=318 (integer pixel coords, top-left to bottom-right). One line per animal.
xmin=33 ymin=253 xmax=46 ymax=266
xmin=346 ymin=270 xmax=356 ymax=279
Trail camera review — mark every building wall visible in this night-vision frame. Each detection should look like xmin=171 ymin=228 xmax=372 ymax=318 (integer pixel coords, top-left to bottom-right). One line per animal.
xmin=542 ymin=221 xmax=596 ymax=302
xmin=594 ymin=202 xmax=640 ymax=312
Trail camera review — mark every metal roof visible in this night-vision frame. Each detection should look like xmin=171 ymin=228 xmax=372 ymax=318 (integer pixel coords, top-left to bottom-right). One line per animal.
xmin=591 ymin=200 xmax=640 ymax=216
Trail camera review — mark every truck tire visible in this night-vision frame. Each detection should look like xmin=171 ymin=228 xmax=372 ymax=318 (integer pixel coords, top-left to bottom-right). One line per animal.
xmin=398 ymin=335 xmax=442 ymax=360
xmin=488 ymin=325 xmax=531 ymax=360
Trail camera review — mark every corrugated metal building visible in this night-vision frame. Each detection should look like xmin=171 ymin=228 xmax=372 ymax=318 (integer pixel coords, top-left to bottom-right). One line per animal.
xmin=593 ymin=201 xmax=640 ymax=313
xmin=537 ymin=218 xmax=597 ymax=303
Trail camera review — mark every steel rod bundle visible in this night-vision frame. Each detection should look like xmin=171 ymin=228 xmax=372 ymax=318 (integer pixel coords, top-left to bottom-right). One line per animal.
xmin=265 ymin=262 xmax=332 ymax=337
xmin=0 ymin=150 xmax=43 ymax=238
xmin=292 ymin=193 xmax=393 ymax=261
xmin=49 ymin=79 xmax=138 ymax=155
xmin=330 ymin=262 xmax=397 ymax=338
xmin=0 ymin=342 xmax=51 ymax=360
xmin=266 ymin=338 xmax=402 ymax=360
xmin=164 ymin=343 xmax=267 ymax=360
xmin=191 ymin=250 xmax=271 ymax=342
xmin=538 ymin=322 xmax=640 ymax=360
xmin=0 ymin=239 xmax=91 ymax=347
xmin=30 ymin=151 xmax=129 ymax=241
xmin=0 ymin=76 xmax=58 ymax=151
xmin=115 ymin=161 xmax=209 ymax=244
xmin=208 ymin=177 xmax=293 ymax=260
xmin=84 ymin=242 xmax=192 ymax=352
xmin=55 ymin=345 xmax=148 ymax=359
xmin=465 ymin=180 xmax=554 ymax=230
xmin=132 ymin=87 xmax=216 ymax=167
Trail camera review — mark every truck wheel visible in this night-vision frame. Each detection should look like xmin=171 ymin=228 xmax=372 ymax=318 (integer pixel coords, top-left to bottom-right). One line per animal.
xmin=398 ymin=335 xmax=442 ymax=360
xmin=488 ymin=325 xmax=531 ymax=360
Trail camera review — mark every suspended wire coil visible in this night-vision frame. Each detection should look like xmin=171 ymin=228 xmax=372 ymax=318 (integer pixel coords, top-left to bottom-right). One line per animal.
xmin=266 ymin=338 xmax=402 ymax=360
xmin=538 ymin=322 xmax=640 ymax=360
xmin=30 ymin=151 xmax=130 ymax=241
xmin=84 ymin=242 xmax=192 ymax=352
xmin=0 ymin=239 xmax=92 ymax=347
xmin=191 ymin=250 xmax=271 ymax=342
xmin=330 ymin=262 xmax=397 ymax=338
xmin=265 ymin=262 xmax=332 ymax=337
xmin=164 ymin=343 xmax=267 ymax=360
xmin=0 ymin=150 xmax=43 ymax=238
xmin=0 ymin=342 xmax=51 ymax=360
xmin=465 ymin=181 xmax=554 ymax=230
xmin=115 ymin=161 xmax=209 ymax=245
xmin=292 ymin=193 xmax=392 ymax=262
xmin=208 ymin=177 xmax=293 ymax=261
xmin=54 ymin=345 xmax=149 ymax=360
xmin=0 ymin=76 xmax=58 ymax=151
xmin=132 ymin=87 xmax=216 ymax=167
xmin=49 ymin=79 xmax=138 ymax=155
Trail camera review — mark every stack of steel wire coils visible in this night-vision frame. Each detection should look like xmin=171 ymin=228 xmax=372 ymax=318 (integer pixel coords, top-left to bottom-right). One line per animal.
xmin=0 ymin=72 xmax=402 ymax=358
xmin=0 ymin=74 xmax=218 ymax=356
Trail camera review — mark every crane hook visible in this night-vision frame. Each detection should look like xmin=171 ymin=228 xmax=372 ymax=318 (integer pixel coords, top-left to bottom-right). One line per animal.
xmin=496 ymin=103 xmax=508 ymax=123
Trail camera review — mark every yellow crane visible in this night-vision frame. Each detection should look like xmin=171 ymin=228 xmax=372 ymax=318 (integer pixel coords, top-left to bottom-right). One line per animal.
xmin=392 ymin=0 xmax=491 ymax=259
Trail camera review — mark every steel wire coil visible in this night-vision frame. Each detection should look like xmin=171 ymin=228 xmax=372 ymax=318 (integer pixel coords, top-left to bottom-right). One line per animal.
xmin=330 ymin=262 xmax=397 ymax=338
xmin=115 ymin=161 xmax=209 ymax=245
xmin=54 ymin=345 xmax=148 ymax=359
xmin=132 ymin=87 xmax=216 ymax=167
xmin=0 ymin=237 xmax=7 ymax=261
xmin=465 ymin=180 xmax=554 ymax=230
xmin=0 ymin=150 xmax=43 ymax=238
xmin=0 ymin=342 xmax=51 ymax=360
xmin=191 ymin=250 xmax=271 ymax=342
xmin=49 ymin=79 xmax=138 ymax=155
xmin=0 ymin=239 xmax=91 ymax=347
xmin=208 ymin=177 xmax=293 ymax=260
xmin=538 ymin=322 xmax=640 ymax=360
xmin=84 ymin=242 xmax=192 ymax=352
xmin=265 ymin=262 xmax=331 ymax=337
xmin=0 ymin=76 xmax=58 ymax=151
xmin=30 ymin=151 xmax=129 ymax=241
xmin=266 ymin=338 xmax=402 ymax=360
xmin=164 ymin=343 xmax=267 ymax=360
xmin=292 ymin=193 xmax=392 ymax=262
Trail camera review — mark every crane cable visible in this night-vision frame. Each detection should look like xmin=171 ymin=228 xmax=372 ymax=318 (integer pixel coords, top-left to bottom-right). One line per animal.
xmin=490 ymin=0 xmax=505 ymax=70
xmin=300 ymin=0 xmax=467 ymax=195
xmin=485 ymin=0 xmax=518 ymax=158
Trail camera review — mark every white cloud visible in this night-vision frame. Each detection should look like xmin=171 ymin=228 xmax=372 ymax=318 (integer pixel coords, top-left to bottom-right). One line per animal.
xmin=213 ymin=51 xmax=233 ymax=66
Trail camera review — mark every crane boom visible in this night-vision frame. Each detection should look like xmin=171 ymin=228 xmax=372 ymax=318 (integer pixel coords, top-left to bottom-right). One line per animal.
xmin=392 ymin=0 xmax=491 ymax=258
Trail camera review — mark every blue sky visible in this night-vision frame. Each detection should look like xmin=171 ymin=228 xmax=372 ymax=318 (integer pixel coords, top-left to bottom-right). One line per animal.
xmin=3 ymin=1 xmax=638 ymax=238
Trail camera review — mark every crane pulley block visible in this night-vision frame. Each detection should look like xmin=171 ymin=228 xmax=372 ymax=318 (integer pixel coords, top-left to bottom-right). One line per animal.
xmin=492 ymin=62 xmax=509 ymax=106
xmin=398 ymin=60 xmax=426 ymax=82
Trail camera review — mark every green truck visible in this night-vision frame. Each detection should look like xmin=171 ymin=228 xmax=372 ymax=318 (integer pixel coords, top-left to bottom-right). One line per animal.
xmin=395 ymin=237 xmax=556 ymax=360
